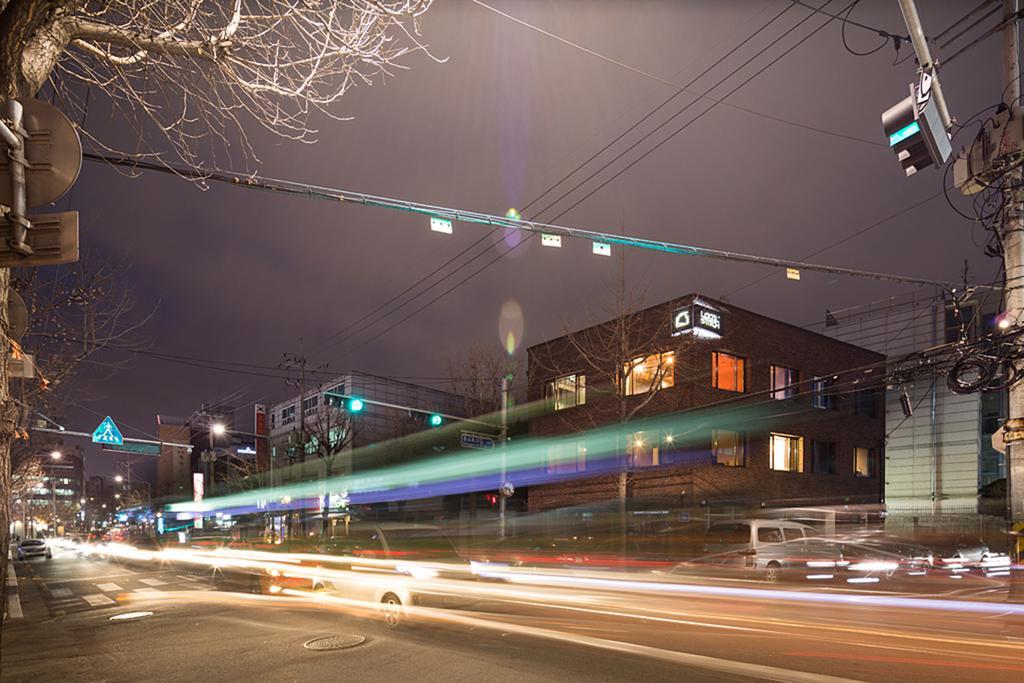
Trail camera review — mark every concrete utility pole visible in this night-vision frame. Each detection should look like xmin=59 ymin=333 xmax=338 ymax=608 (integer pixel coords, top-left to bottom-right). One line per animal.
xmin=1001 ymin=0 xmax=1024 ymax=557
xmin=498 ymin=374 xmax=510 ymax=540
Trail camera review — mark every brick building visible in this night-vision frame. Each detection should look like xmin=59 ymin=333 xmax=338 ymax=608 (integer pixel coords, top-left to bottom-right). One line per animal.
xmin=526 ymin=294 xmax=886 ymax=514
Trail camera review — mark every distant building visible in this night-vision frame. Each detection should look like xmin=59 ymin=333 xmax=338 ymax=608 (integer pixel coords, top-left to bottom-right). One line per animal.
xmin=527 ymin=294 xmax=887 ymax=515
xmin=156 ymin=415 xmax=192 ymax=500
xmin=18 ymin=446 xmax=85 ymax=536
xmin=822 ymin=290 xmax=1006 ymax=516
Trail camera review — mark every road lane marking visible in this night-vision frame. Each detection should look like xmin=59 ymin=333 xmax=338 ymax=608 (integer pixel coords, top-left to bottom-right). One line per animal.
xmin=82 ymin=594 xmax=115 ymax=607
xmin=177 ymin=575 xmax=201 ymax=581
xmin=96 ymin=583 xmax=124 ymax=592
xmin=50 ymin=588 xmax=73 ymax=598
xmin=139 ymin=578 xmax=167 ymax=586
xmin=134 ymin=588 xmax=159 ymax=593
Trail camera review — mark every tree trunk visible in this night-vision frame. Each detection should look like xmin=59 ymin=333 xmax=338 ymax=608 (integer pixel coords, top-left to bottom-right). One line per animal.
xmin=0 ymin=1 xmax=74 ymax=637
xmin=617 ymin=468 xmax=628 ymax=556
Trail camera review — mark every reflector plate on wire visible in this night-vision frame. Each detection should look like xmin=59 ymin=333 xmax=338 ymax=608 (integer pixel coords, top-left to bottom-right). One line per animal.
xmin=592 ymin=242 xmax=611 ymax=256
xmin=541 ymin=234 xmax=561 ymax=248
xmin=786 ymin=268 xmax=801 ymax=281
xmin=430 ymin=216 xmax=453 ymax=234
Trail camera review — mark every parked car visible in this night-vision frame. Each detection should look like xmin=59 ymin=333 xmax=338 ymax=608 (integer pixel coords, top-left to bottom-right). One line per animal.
xmin=682 ymin=519 xmax=842 ymax=582
xmin=834 ymin=537 xmax=934 ymax=580
xmin=15 ymin=538 xmax=52 ymax=560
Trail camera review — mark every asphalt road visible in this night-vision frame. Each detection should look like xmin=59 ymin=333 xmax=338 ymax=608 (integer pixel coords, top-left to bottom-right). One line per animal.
xmin=3 ymin=546 xmax=1024 ymax=682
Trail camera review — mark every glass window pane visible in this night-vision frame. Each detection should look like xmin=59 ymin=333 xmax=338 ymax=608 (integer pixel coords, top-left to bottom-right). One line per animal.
xmin=624 ymin=353 xmax=674 ymax=396
xmin=758 ymin=528 xmax=784 ymax=543
xmin=713 ymin=352 xmax=744 ymax=392
xmin=770 ymin=433 xmax=802 ymax=472
xmin=713 ymin=429 xmax=744 ymax=467
xmin=771 ymin=365 xmax=798 ymax=400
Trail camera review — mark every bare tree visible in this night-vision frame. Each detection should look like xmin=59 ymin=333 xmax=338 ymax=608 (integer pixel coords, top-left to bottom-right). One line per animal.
xmin=303 ymin=401 xmax=354 ymax=536
xmin=446 ymin=340 xmax=521 ymax=415
xmin=533 ymin=257 xmax=694 ymax=543
xmin=0 ymin=1 xmax=436 ymax=621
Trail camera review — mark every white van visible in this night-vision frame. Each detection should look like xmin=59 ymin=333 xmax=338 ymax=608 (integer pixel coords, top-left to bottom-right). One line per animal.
xmin=700 ymin=519 xmax=841 ymax=581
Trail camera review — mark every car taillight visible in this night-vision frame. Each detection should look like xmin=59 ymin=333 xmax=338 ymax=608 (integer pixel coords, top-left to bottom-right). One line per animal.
xmin=741 ymin=549 xmax=757 ymax=566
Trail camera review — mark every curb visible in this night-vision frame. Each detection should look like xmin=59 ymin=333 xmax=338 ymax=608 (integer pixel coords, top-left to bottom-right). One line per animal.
xmin=4 ymin=560 xmax=24 ymax=621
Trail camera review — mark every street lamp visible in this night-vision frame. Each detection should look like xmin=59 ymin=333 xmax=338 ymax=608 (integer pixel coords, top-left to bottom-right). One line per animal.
xmin=212 ymin=423 xmax=227 ymax=436
xmin=114 ymin=475 xmax=124 ymax=483
xmin=50 ymin=450 xmax=61 ymax=460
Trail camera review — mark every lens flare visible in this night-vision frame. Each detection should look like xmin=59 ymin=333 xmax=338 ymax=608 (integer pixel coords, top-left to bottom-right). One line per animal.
xmin=498 ymin=299 xmax=524 ymax=355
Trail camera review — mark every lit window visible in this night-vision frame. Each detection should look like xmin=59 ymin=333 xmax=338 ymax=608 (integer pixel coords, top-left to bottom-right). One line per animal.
xmin=811 ymin=441 xmax=837 ymax=475
xmin=811 ymin=377 xmax=834 ymax=410
xmin=712 ymin=352 xmax=745 ymax=392
xmin=623 ymin=352 xmax=675 ymax=396
xmin=854 ymin=447 xmax=878 ymax=477
xmin=712 ymin=430 xmax=745 ymax=467
xmin=770 ymin=433 xmax=803 ymax=472
xmin=770 ymin=365 xmax=798 ymax=400
xmin=628 ymin=431 xmax=660 ymax=468
xmin=545 ymin=374 xmax=586 ymax=410
xmin=547 ymin=441 xmax=587 ymax=474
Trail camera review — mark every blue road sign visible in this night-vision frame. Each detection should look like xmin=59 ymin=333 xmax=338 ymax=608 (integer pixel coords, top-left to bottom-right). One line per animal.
xmin=92 ymin=416 xmax=124 ymax=446
xmin=460 ymin=431 xmax=495 ymax=450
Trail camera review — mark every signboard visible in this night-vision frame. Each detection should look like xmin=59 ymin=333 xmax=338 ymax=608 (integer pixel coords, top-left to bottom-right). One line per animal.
xmin=255 ymin=403 xmax=269 ymax=470
xmin=460 ymin=431 xmax=495 ymax=450
xmin=193 ymin=473 xmax=204 ymax=529
xmin=671 ymin=301 xmax=724 ymax=339
xmin=101 ymin=442 xmax=160 ymax=456
xmin=92 ymin=416 xmax=124 ymax=446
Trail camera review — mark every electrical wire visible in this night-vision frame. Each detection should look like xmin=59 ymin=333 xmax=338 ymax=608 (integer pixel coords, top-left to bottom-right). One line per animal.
xmin=839 ymin=0 xmax=890 ymax=57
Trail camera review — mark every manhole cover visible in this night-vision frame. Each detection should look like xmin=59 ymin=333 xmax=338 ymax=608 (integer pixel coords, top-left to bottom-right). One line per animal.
xmin=109 ymin=611 xmax=154 ymax=622
xmin=303 ymin=635 xmax=366 ymax=651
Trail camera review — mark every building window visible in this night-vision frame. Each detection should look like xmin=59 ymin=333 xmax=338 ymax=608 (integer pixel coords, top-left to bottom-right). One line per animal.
xmin=811 ymin=441 xmax=837 ymax=475
xmin=545 ymin=373 xmax=586 ymax=410
xmin=945 ymin=302 xmax=978 ymax=343
xmin=712 ymin=352 xmax=745 ymax=392
xmin=712 ymin=429 xmax=745 ymax=467
xmin=811 ymin=376 xmax=835 ymax=410
xmin=770 ymin=365 xmax=798 ymax=400
xmin=854 ymin=388 xmax=878 ymax=418
xmin=770 ymin=433 xmax=803 ymax=472
xmin=854 ymin=447 xmax=878 ymax=477
xmin=303 ymin=395 xmax=319 ymax=413
xmin=281 ymin=405 xmax=296 ymax=425
xmin=628 ymin=432 xmax=660 ymax=468
xmin=547 ymin=441 xmax=587 ymax=474
xmin=623 ymin=352 xmax=675 ymax=396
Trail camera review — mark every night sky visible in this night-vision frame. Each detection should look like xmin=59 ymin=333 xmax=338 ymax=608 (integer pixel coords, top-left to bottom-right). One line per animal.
xmin=49 ymin=1 xmax=1004 ymax=479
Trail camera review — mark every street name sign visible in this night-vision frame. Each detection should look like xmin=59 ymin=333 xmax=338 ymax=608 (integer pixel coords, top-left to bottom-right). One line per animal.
xmin=101 ymin=442 xmax=160 ymax=456
xmin=92 ymin=416 xmax=124 ymax=446
xmin=460 ymin=431 xmax=495 ymax=450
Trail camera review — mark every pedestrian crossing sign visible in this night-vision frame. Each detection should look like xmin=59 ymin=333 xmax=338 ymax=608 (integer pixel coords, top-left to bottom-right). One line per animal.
xmin=92 ymin=416 xmax=124 ymax=446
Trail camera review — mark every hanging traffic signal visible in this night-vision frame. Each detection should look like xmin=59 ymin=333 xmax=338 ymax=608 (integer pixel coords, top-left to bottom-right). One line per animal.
xmin=881 ymin=70 xmax=951 ymax=177
xmin=347 ymin=398 xmax=365 ymax=413
xmin=428 ymin=413 xmax=443 ymax=427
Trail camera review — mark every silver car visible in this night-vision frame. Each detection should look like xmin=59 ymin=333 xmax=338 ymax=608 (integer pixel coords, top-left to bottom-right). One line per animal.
xmin=15 ymin=538 xmax=52 ymax=560
xmin=698 ymin=519 xmax=841 ymax=582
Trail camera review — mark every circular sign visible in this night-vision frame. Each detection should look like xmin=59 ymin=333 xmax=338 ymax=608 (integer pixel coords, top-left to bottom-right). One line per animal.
xmin=7 ymin=290 xmax=27 ymax=342
xmin=0 ymin=98 xmax=82 ymax=208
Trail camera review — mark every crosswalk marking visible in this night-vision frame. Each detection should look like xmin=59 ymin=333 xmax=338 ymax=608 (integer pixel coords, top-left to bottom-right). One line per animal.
xmin=50 ymin=587 xmax=73 ymax=598
xmin=96 ymin=583 xmax=124 ymax=592
xmin=139 ymin=578 xmax=167 ymax=587
xmin=177 ymin=575 xmax=201 ymax=582
xmin=82 ymin=594 xmax=115 ymax=607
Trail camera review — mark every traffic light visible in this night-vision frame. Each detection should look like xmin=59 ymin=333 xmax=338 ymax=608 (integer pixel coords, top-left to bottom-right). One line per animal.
xmin=428 ymin=413 xmax=443 ymax=428
xmin=881 ymin=71 xmax=951 ymax=177
xmin=347 ymin=398 xmax=365 ymax=413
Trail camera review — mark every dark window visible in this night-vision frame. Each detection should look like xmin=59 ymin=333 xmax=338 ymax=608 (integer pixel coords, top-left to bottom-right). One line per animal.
xmin=783 ymin=528 xmax=804 ymax=542
xmin=811 ymin=376 xmax=835 ymax=410
xmin=811 ymin=441 xmax=837 ymax=475
xmin=712 ymin=429 xmax=745 ymax=467
xmin=712 ymin=352 xmax=745 ymax=392
xmin=945 ymin=302 xmax=978 ymax=343
xmin=757 ymin=527 xmax=784 ymax=543
xmin=771 ymin=365 xmax=798 ymax=400
xmin=855 ymin=389 xmax=878 ymax=418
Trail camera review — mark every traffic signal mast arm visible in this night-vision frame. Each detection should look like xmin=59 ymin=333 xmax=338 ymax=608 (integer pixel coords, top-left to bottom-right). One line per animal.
xmin=322 ymin=391 xmax=496 ymax=431
xmin=31 ymin=426 xmax=193 ymax=452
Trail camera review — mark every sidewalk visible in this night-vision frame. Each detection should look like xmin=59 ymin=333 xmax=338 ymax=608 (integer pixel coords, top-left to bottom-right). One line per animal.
xmin=1 ymin=562 xmax=105 ymax=682
xmin=3 ymin=560 xmax=23 ymax=621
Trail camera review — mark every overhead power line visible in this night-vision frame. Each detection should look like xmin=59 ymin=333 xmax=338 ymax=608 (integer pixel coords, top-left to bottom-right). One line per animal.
xmin=471 ymin=0 xmax=882 ymax=148
xmin=787 ymin=0 xmax=909 ymax=41
xmin=84 ymin=151 xmax=989 ymax=293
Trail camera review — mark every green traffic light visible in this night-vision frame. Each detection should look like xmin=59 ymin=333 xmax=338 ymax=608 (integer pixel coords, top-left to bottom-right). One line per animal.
xmin=429 ymin=413 xmax=443 ymax=427
xmin=348 ymin=398 xmax=365 ymax=412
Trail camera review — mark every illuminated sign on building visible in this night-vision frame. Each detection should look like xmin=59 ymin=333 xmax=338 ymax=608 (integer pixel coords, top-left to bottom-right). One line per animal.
xmin=671 ymin=301 xmax=724 ymax=339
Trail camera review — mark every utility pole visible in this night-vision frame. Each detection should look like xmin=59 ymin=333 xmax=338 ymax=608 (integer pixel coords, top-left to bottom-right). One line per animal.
xmin=498 ymin=374 xmax=511 ymax=540
xmin=1001 ymin=0 xmax=1024 ymax=561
